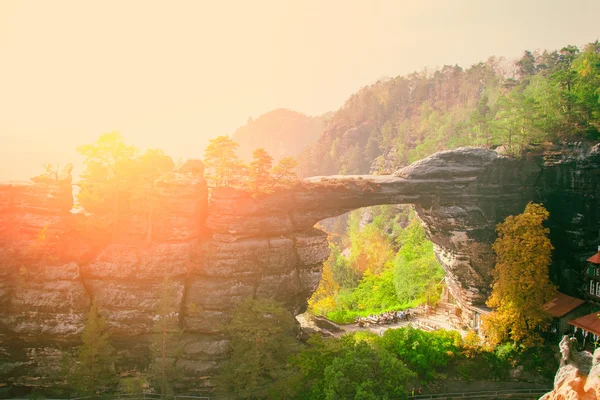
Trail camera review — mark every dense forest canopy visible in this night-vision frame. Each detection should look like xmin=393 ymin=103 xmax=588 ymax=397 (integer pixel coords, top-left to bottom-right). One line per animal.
xmin=297 ymin=41 xmax=600 ymax=177
xmin=310 ymin=206 xmax=445 ymax=324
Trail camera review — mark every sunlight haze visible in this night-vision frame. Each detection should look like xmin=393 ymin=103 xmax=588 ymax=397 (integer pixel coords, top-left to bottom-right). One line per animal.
xmin=1 ymin=0 xmax=598 ymax=180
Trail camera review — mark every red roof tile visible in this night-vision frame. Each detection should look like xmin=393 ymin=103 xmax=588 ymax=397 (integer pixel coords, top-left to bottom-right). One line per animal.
xmin=543 ymin=292 xmax=585 ymax=318
xmin=569 ymin=312 xmax=600 ymax=336
xmin=587 ymin=252 xmax=600 ymax=264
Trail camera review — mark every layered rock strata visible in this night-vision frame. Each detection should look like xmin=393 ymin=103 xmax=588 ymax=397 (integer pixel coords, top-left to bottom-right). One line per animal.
xmin=208 ymin=148 xmax=540 ymax=310
xmin=1 ymin=144 xmax=600 ymax=392
xmin=0 ymin=161 xmax=329 ymax=392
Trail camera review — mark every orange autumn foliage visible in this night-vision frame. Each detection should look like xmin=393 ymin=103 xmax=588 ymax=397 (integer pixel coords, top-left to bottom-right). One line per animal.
xmin=482 ymin=202 xmax=556 ymax=348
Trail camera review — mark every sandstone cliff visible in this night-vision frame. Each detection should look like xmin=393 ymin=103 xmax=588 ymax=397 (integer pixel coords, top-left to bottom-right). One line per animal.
xmin=540 ymin=336 xmax=600 ymax=400
xmin=1 ymin=144 xmax=599 ymax=392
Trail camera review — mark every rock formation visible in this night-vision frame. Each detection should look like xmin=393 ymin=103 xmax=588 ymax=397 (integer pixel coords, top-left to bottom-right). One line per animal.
xmin=540 ymin=336 xmax=600 ymax=400
xmin=1 ymin=144 xmax=599 ymax=392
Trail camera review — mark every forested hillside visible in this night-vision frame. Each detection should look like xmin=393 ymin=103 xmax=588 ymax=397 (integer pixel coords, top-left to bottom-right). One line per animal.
xmin=298 ymin=41 xmax=600 ymax=177
xmin=305 ymin=40 xmax=600 ymax=324
xmin=231 ymin=108 xmax=329 ymax=161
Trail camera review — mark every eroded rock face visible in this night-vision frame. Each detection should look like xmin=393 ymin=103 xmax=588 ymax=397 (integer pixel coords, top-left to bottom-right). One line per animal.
xmin=1 ymin=145 xmax=600 ymax=392
xmin=0 ymin=161 xmax=329 ymax=392
xmin=206 ymin=144 xmax=600 ymax=323
xmin=540 ymin=336 xmax=600 ymax=400
xmin=537 ymin=143 xmax=600 ymax=294
xmin=207 ymin=148 xmax=540 ymax=310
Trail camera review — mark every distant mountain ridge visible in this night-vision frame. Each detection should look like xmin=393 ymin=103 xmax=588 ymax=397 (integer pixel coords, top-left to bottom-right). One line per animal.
xmin=231 ymin=108 xmax=330 ymax=161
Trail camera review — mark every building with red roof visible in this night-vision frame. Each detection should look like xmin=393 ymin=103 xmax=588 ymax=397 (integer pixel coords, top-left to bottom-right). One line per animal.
xmin=587 ymin=250 xmax=600 ymax=264
xmin=583 ymin=247 xmax=600 ymax=306
xmin=570 ymin=312 xmax=600 ymax=335
xmin=544 ymin=292 xmax=587 ymax=335
xmin=568 ymin=311 xmax=600 ymax=347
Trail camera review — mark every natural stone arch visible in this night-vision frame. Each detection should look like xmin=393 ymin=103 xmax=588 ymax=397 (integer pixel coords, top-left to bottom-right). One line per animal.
xmin=205 ymin=147 xmax=539 ymax=316
xmin=2 ymin=144 xmax=599 ymax=390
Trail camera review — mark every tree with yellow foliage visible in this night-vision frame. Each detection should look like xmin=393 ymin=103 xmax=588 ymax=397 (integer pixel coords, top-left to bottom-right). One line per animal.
xmin=462 ymin=330 xmax=482 ymax=358
xmin=308 ymin=262 xmax=339 ymax=316
xmin=482 ymin=202 xmax=556 ymax=348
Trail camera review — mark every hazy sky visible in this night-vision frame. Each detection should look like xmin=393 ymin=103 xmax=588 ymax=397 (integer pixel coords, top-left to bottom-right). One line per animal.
xmin=1 ymin=0 xmax=599 ymax=181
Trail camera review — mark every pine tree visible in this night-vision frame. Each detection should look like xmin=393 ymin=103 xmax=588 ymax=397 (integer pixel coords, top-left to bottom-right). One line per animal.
xmin=203 ymin=136 xmax=243 ymax=187
xmin=248 ymin=148 xmax=273 ymax=193
xmin=72 ymin=300 xmax=115 ymax=398
xmin=482 ymin=203 xmax=556 ymax=348
xmin=271 ymin=156 xmax=299 ymax=186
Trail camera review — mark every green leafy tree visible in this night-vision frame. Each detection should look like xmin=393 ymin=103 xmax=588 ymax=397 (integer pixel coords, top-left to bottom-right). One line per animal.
xmin=517 ymin=50 xmax=536 ymax=79
xmin=482 ymin=203 xmax=556 ymax=348
xmin=346 ymin=269 xmax=400 ymax=311
xmin=118 ymin=375 xmax=149 ymax=397
xmin=329 ymin=243 xmax=358 ymax=289
xmin=489 ymin=91 xmax=531 ymax=156
xmin=72 ymin=301 xmax=115 ymax=397
xmin=203 ymin=135 xmax=244 ymax=187
xmin=292 ymin=334 xmax=414 ymax=400
xmin=321 ymin=341 xmax=413 ymax=400
xmin=380 ymin=326 xmax=462 ymax=381
xmin=394 ymin=219 xmax=444 ymax=305
xmin=520 ymin=74 xmax=563 ymax=140
xmin=248 ymin=148 xmax=274 ymax=193
xmin=217 ymin=298 xmax=300 ymax=399
xmin=571 ymin=41 xmax=600 ymax=134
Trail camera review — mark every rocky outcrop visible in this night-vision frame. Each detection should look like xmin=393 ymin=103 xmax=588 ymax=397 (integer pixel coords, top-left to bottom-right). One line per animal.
xmin=540 ymin=336 xmax=600 ymax=400
xmin=536 ymin=143 xmax=600 ymax=294
xmin=208 ymin=148 xmax=540 ymax=310
xmin=0 ymin=160 xmax=330 ymax=392
xmin=207 ymin=144 xmax=600 ymax=324
xmin=1 ymin=144 xmax=600 ymax=393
